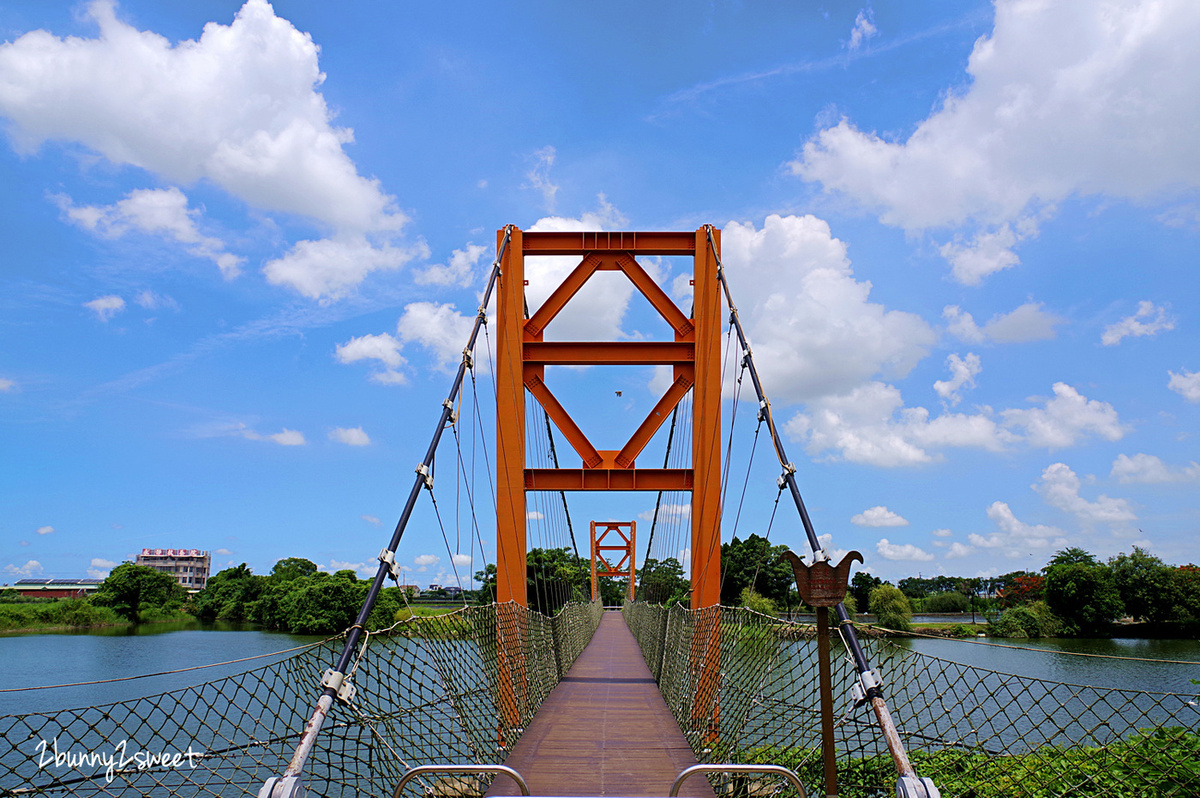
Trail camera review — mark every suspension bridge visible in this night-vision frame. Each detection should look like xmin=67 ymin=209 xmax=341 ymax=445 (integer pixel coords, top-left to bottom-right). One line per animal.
xmin=2 ymin=227 xmax=1197 ymax=798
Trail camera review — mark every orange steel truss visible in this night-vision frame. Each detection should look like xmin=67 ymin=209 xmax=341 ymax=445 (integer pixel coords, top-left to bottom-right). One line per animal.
xmin=590 ymin=521 xmax=636 ymax=602
xmin=495 ymin=227 xmax=722 ymax=610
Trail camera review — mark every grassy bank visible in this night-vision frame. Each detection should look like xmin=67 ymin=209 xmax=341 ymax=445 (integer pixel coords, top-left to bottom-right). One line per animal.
xmin=0 ymin=599 xmax=129 ymax=632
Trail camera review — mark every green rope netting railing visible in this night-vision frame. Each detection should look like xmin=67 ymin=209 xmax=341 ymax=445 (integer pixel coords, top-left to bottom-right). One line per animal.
xmin=0 ymin=600 xmax=601 ymax=798
xmin=622 ymin=600 xmax=1200 ymax=798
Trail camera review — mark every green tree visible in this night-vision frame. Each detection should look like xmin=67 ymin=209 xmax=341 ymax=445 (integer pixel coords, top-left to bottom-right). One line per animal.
xmin=638 ymin=558 xmax=690 ymax=605
xmin=270 ymin=557 xmax=318 ymax=582
xmin=280 ymin=570 xmax=362 ymax=634
xmin=1046 ymin=547 xmax=1099 ymax=569
xmin=526 ymin=547 xmax=588 ymax=613
xmin=924 ymin=591 xmax=970 ymax=613
xmin=850 ymin=571 xmax=883 ymax=612
xmin=739 ymin=586 xmax=777 ymax=617
xmin=93 ymin=562 xmax=185 ymax=622
xmin=1045 ymin=557 xmax=1123 ymax=635
xmin=719 ymin=535 xmax=794 ymax=607
xmin=192 ymin=563 xmax=263 ymax=622
xmin=1108 ymin=546 xmax=1179 ymax=622
xmin=1176 ymin=565 xmax=1200 ymax=621
xmin=869 ymin=583 xmax=912 ymax=632
xmin=473 ymin=563 xmax=497 ymax=604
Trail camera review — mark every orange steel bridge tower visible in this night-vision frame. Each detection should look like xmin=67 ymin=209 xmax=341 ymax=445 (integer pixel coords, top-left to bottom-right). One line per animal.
xmin=493 ymin=227 xmax=723 ymax=610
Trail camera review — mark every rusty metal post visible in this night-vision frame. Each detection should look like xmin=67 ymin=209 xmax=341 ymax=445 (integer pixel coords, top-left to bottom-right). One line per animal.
xmin=783 ymin=550 xmax=863 ymax=798
xmin=816 ymin=605 xmax=837 ymax=798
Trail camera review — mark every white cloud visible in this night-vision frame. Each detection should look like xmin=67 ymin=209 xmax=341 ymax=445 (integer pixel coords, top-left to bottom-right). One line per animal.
xmin=328 ymin=559 xmax=375 ymax=578
xmin=0 ymin=378 xmax=14 ymax=392
xmin=4 ymin=560 xmax=43 ymax=577
xmin=847 ymin=9 xmax=878 ymax=51
xmin=1168 ymin=369 xmax=1200 ymax=402
xmin=523 ymin=201 xmax=634 ymax=342
xmin=84 ymin=294 xmax=125 ymax=321
xmin=451 ymin=553 xmax=472 ymax=567
xmin=792 ymin=1 xmax=1200 ymax=282
xmin=0 ymin=0 xmax=406 ymax=232
xmin=264 ymin=237 xmax=426 ymax=301
xmin=232 ymin=424 xmax=306 ymax=446
xmin=214 ymin=548 xmax=233 ymax=555
xmin=57 ymin=187 xmax=242 ymax=277
xmin=851 ymin=506 xmax=909 ymax=527
xmin=946 ymin=542 xmax=973 ymax=558
xmin=933 ymin=352 xmax=981 ymax=406
xmin=639 ymin=503 xmax=690 ymax=522
xmin=1034 ymin=462 xmax=1135 ymax=524
xmin=786 ymin=381 xmax=1011 ymax=466
xmin=938 ymin=224 xmax=1025 ymax=285
xmin=87 ymin=558 xmax=118 ymax=579
xmin=931 ymin=528 xmax=953 ymax=537
xmin=1102 ymin=301 xmax=1175 ymax=346
xmin=335 ymin=332 xmax=406 ymax=385
xmin=266 ymin=429 xmax=305 ymax=446
xmin=789 ymin=380 xmax=1123 ymax=466
xmin=973 ymin=501 xmax=1065 ymax=557
xmin=134 ymin=289 xmax=179 ymax=311
xmin=526 ymin=511 xmax=545 ymax=520
xmin=361 ymin=514 xmax=382 ymax=525
xmin=0 ymin=1 xmax=420 ymax=300
xmin=396 ymin=302 xmax=475 ymax=370
xmin=413 ymin=554 xmax=439 ymax=572
xmin=524 ymin=145 xmax=559 ymax=211
xmin=876 ymin=539 xmax=934 ymax=562
xmin=1001 ymin=382 xmax=1126 ymax=448
xmin=329 ymin=426 xmax=370 ymax=446
xmin=415 ymin=243 xmax=489 ymax=288
xmin=944 ymin=302 xmax=1063 ymax=344
xmin=1111 ymin=453 xmax=1200 ymax=484
xmin=721 ymin=215 xmax=935 ymax=403
xmin=36 ymin=526 xmax=54 ymax=535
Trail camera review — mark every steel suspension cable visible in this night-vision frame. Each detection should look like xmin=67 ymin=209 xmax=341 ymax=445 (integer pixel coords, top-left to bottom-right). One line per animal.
xmin=267 ymin=227 xmax=512 ymax=791
xmin=705 ymin=225 xmax=933 ymax=795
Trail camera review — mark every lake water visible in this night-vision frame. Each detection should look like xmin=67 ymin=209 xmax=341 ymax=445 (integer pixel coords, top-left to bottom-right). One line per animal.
xmin=1 ymin=620 xmax=328 ymax=717
xmin=4 ymin=620 xmax=1198 ymax=717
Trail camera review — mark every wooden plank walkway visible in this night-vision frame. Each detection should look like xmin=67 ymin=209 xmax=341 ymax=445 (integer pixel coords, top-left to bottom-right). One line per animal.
xmin=487 ymin=612 xmax=715 ymax=798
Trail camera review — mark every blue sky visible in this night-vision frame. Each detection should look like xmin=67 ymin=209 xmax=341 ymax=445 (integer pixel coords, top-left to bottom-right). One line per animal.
xmin=2 ymin=0 xmax=1198 ymax=590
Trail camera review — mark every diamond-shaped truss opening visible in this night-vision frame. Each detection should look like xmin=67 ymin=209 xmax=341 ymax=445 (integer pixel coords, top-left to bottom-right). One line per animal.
xmin=524 ymin=367 xmax=694 ymax=470
xmin=523 ymin=252 xmax=693 ymax=343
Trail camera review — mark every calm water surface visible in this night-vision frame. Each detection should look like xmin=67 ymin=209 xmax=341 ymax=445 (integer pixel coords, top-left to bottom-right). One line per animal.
xmin=2 ymin=620 xmax=328 ymax=716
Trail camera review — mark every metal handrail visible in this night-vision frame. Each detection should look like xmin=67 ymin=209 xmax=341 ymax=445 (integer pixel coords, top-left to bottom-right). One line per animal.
xmin=669 ymin=764 xmax=807 ymax=798
xmin=392 ymin=764 xmax=530 ymax=798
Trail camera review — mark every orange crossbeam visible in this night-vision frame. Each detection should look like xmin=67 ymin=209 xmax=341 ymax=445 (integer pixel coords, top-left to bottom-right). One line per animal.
xmin=522 ymin=231 xmax=697 ymax=255
xmin=525 ymin=468 xmax=694 ymax=492
xmin=523 ymin=341 xmax=695 ymax=365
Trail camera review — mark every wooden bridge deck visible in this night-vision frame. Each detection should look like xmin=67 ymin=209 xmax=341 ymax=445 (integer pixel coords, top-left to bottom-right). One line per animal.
xmin=487 ymin=611 xmax=715 ymax=798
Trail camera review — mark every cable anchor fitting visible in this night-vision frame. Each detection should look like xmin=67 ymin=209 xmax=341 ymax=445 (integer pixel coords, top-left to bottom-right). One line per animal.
xmin=850 ymin=668 xmax=883 ymax=706
xmin=442 ymin=397 xmax=459 ymax=424
xmin=378 ymin=548 xmax=401 ymax=580
xmin=321 ymin=669 xmax=356 ymax=705
xmin=415 ymin=463 xmax=434 ymax=490
xmin=757 ymin=399 xmax=769 ymax=423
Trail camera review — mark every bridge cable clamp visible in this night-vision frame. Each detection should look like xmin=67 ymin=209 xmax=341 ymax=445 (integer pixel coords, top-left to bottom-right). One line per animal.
xmin=378 ymin=548 xmax=401 ymax=580
xmin=415 ymin=463 xmax=434 ymax=490
xmin=462 ymin=348 xmax=474 ymax=369
xmin=757 ymin=399 xmax=769 ymax=423
xmin=321 ymin=669 xmax=357 ymax=705
xmin=897 ymin=775 xmax=941 ymax=798
xmin=443 ymin=398 xmax=459 ymax=424
xmin=850 ymin=668 xmax=883 ymax=706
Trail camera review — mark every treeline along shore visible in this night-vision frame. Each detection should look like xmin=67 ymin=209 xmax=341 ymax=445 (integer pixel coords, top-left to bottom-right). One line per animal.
xmin=4 ymin=540 xmax=1198 ymax=639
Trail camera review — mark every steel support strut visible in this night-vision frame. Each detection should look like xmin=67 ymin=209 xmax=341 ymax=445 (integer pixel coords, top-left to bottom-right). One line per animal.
xmin=258 ymin=229 xmax=514 ymax=798
xmin=708 ymin=226 xmax=939 ymax=798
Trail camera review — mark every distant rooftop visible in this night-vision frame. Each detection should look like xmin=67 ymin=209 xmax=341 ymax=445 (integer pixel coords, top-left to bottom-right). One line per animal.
xmin=13 ymin=578 xmax=104 ymax=586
